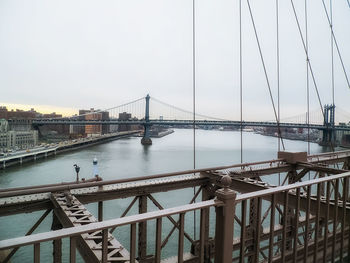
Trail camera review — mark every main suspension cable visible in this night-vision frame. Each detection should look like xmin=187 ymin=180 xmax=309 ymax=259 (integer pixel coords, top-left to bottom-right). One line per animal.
xmin=246 ymin=0 xmax=285 ymax=150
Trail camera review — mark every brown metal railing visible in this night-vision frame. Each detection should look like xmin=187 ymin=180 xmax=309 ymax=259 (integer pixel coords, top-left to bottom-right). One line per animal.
xmin=0 ymin=199 xmax=222 ymax=263
xmin=0 ymin=172 xmax=349 ymax=262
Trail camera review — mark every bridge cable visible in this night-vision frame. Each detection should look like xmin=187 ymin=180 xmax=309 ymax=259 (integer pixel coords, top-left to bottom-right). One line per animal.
xmin=276 ymin=0 xmax=281 ymax=155
xmin=320 ymin=0 xmax=350 ymax=90
xmin=290 ymin=0 xmax=324 ymax=113
xmin=239 ymin=0 xmax=243 ymax=163
xmin=70 ymin=97 xmax=145 ymax=119
xmin=305 ymin=0 xmax=311 ymax=175
xmin=290 ymin=0 xmax=338 ymax=153
xmin=330 ymin=0 xmax=335 ymax=107
xmin=192 ymin=0 xmax=197 ymax=241
xmin=305 ymin=0 xmax=310 ymax=155
xmin=151 ymin=97 xmax=229 ymax=121
xmin=275 ymin=0 xmax=283 ymax=225
xmin=246 ymin=0 xmax=285 ymax=150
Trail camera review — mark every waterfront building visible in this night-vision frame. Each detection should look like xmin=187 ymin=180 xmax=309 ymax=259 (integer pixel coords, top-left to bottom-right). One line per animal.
xmin=85 ymin=110 xmax=102 ymax=136
xmin=0 ymin=119 xmax=38 ymax=151
xmin=117 ymin=112 xmax=141 ymax=132
xmin=73 ymin=109 xmax=110 ymax=137
xmin=118 ymin=112 xmax=132 ymax=132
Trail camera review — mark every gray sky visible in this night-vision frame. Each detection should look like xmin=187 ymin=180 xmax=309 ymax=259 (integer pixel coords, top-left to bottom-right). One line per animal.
xmin=0 ymin=0 xmax=349 ymax=120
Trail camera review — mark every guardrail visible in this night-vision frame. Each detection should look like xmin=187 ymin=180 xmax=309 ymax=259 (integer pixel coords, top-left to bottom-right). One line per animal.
xmin=0 ymin=172 xmax=349 ymax=262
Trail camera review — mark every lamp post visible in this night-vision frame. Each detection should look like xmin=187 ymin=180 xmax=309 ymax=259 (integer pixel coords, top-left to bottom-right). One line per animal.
xmin=73 ymin=164 xmax=80 ymax=183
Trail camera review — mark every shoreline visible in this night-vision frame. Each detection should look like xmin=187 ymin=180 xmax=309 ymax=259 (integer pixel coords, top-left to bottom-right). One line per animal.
xmin=0 ymin=131 xmax=141 ymax=170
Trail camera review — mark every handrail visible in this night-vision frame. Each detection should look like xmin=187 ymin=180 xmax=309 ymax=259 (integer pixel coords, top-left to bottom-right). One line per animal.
xmin=0 ymin=159 xmax=284 ymax=197
xmin=2 ymin=149 xmax=350 ymax=198
xmin=0 ymin=199 xmax=222 ymax=250
xmin=236 ymin=171 xmax=350 ymax=201
xmin=1 ymin=171 xmax=349 ymax=250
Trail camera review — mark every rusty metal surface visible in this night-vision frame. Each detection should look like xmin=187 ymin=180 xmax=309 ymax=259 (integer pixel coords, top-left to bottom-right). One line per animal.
xmin=0 ymin=199 xmax=221 ymax=250
xmin=51 ymin=192 xmax=134 ymax=263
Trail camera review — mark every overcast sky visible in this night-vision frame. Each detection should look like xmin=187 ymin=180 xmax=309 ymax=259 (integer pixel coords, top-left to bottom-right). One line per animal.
xmin=0 ymin=0 xmax=349 ymax=120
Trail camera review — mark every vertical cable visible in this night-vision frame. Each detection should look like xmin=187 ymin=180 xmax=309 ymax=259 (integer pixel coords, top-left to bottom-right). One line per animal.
xmin=276 ymin=0 xmax=281 ymax=187
xmin=246 ymin=0 xmax=285 ymax=150
xmin=330 ymin=0 xmax=335 ymax=110
xmin=192 ymin=0 xmax=197 ymax=241
xmin=305 ymin=0 xmax=310 ymax=181
xmin=239 ymin=0 xmax=243 ymax=163
xmin=305 ymin=0 xmax=310 ymax=155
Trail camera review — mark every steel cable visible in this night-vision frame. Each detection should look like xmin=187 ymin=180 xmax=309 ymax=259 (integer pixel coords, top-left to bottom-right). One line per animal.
xmin=192 ymin=0 xmax=197 ymax=241
xmin=246 ymin=0 xmax=285 ymax=150
xmin=290 ymin=0 xmax=338 ymax=154
xmin=240 ymin=0 xmax=243 ymax=163
xmin=320 ymin=0 xmax=350 ymax=90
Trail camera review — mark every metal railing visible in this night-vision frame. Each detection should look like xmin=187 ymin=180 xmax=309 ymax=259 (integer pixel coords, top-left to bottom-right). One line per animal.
xmin=0 ymin=172 xmax=349 ymax=262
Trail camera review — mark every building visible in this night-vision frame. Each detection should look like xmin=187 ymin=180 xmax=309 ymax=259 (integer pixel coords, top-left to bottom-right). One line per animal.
xmin=0 ymin=119 xmax=38 ymax=152
xmin=0 ymin=107 xmax=37 ymax=120
xmin=85 ymin=110 xmax=102 ymax=136
xmin=118 ymin=112 xmax=132 ymax=132
xmin=70 ymin=109 xmax=110 ymax=137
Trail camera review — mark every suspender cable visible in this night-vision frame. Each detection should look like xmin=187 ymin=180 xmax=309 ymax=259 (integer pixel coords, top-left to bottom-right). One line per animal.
xmin=276 ymin=0 xmax=280 ymax=155
xmin=290 ymin=0 xmax=324 ymax=115
xmin=330 ymin=0 xmax=335 ymax=107
xmin=305 ymin=0 xmax=311 ymax=158
xmin=240 ymin=0 xmax=243 ymax=163
xmin=192 ymin=0 xmax=197 ymax=241
xmin=330 ymin=0 xmax=335 ymax=146
xmin=320 ymin=0 xmax=350 ymax=90
xmin=290 ymin=0 xmax=338 ymax=154
xmin=246 ymin=0 xmax=285 ymax=150
xmin=276 ymin=0 xmax=281 ymax=188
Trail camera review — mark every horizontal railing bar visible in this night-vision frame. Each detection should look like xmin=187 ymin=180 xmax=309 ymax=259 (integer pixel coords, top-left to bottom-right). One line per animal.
xmin=236 ymin=171 xmax=350 ymax=201
xmin=0 ymin=199 xmax=221 ymax=250
xmin=2 ymin=150 xmax=349 ymax=198
xmin=0 ymin=159 xmax=284 ymax=198
xmin=308 ymin=149 xmax=350 ymax=158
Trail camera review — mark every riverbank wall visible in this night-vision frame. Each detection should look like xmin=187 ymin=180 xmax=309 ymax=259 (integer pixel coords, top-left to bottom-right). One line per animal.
xmin=0 ymin=131 xmax=140 ymax=169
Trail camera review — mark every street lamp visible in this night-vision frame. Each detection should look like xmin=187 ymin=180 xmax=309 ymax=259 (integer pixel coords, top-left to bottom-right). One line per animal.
xmin=73 ymin=164 xmax=80 ymax=183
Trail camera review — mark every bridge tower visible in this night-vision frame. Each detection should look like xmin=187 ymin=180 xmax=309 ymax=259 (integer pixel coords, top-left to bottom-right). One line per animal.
xmin=141 ymin=94 xmax=152 ymax=145
xmin=321 ymin=104 xmax=336 ymax=145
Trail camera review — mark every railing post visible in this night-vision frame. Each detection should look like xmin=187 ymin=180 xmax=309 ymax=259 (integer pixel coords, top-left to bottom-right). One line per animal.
xmin=201 ymin=186 xmax=212 ymax=262
xmin=215 ymin=175 xmax=236 ymax=263
xmin=51 ymin=211 xmax=63 ymax=263
xmin=98 ymin=201 xmax=103 ymax=221
xmin=138 ymin=195 xmax=148 ymax=260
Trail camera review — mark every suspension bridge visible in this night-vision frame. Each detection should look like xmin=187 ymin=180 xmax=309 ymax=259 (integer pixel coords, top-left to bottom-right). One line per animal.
xmin=1 ymin=0 xmax=350 ymax=262
xmin=29 ymin=95 xmax=350 ymax=145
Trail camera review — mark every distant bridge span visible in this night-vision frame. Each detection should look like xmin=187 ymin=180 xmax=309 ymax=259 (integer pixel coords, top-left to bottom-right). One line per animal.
xmin=31 ymin=118 xmax=350 ymax=131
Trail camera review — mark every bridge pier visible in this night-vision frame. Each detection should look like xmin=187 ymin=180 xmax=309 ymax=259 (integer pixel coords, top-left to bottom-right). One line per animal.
xmin=141 ymin=125 xmax=152 ymax=145
xmin=141 ymin=94 xmax=152 ymax=145
xmin=320 ymin=104 xmax=337 ymax=146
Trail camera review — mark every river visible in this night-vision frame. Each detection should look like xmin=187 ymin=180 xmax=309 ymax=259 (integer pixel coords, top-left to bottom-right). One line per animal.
xmin=0 ymin=129 xmax=330 ymax=262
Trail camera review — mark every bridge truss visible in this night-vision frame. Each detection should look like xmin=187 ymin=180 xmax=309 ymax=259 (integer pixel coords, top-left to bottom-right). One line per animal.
xmin=0 ymin=150 xmax=349 ymax=262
